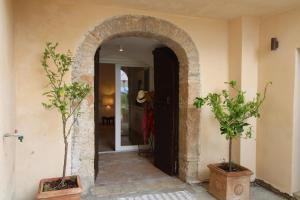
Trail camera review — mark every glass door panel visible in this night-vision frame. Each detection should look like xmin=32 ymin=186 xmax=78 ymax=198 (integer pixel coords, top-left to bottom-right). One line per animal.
xmin=119 ymin=66 xmax=150 ymax=147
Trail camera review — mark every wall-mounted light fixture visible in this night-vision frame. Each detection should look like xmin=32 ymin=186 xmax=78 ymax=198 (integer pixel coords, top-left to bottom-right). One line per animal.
xmin=105 ymin=105 xmax=112 ymax=109
xmin=271 ymin=38 xmax=279 ymax=51
xmin=102 ymin=95 xmax=114 ymax=110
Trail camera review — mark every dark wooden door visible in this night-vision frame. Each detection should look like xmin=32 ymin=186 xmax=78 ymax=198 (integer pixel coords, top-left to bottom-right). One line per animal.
xmin=153 ymin=47 xmax=179 ymax=176
xmin=94 ymin=47 xmax=101 ymax=179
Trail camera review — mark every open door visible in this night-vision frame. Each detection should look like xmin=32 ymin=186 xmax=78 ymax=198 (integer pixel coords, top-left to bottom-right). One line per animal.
xmin=153 ymin=47 xmax=179 ymax=176
xmin=94 ymin=47 xmax=101 ymax=179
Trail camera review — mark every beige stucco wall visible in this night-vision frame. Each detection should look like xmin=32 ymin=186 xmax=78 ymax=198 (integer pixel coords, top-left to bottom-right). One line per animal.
xmin=228 ymin=18 xmax=242 ymax=165
xmin=240 ymin=17 xmax=259 ymax=180
xmin=228 ymin=17 xmax=259 ymax=181
xmin=12 ymin=0 xmax=300 ymax=197
xmin=14 ymin=0 xmax=229 ymax=199
xmin=0 ymin=0 xmax=16 ymax=199
xmin=257 ymin=8 xmax=300 ymax=194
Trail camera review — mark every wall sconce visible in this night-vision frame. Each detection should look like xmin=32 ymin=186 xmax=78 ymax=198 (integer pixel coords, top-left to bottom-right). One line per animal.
xmin=102 ymin=95 xmax=114 ymax=109
xmin=271 ymin=38 xmax=279 ymax=51
xmin=105 ymin=105 xmax=112 ymax=109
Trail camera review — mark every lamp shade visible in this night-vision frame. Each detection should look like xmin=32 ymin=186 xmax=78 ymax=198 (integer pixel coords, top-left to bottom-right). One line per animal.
xmin=102 ymin=95 xmax=114 ymax=106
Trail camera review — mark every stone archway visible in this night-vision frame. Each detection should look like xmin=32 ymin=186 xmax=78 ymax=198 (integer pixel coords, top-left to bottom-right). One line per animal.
xmin=71 ymin=15 xmax=201 ymax=191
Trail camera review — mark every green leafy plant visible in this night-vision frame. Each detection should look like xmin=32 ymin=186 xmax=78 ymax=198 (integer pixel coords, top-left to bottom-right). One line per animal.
xmin=194 ymin=80 xmax=271 ymax=171
xmin=42 ymin=42 xmax=91 ymax=181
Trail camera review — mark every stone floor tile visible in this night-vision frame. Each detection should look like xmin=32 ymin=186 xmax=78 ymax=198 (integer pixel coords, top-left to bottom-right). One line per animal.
xmin=83 ymin=152 xmax=289 ymax=200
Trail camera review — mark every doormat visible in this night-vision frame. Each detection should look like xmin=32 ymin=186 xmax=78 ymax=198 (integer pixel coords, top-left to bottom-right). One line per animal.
xmin=117 ymin=190 xmax=196 ymax=200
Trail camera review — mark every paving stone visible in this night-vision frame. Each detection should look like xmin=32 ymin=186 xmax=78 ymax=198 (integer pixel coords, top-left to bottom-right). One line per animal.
xmin=81 ymin=152 xmax=289 ymax=200
xmin=83 ymin=183 xmax=289 ymax=200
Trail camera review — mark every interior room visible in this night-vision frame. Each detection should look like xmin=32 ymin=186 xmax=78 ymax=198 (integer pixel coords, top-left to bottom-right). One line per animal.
xmin=97 ymin=63 xmax=115 ymax=152
xmin=96 ymin=37 xmax=158 ymax=152
xmin=94 ymin=36 xmax=180 ymax=188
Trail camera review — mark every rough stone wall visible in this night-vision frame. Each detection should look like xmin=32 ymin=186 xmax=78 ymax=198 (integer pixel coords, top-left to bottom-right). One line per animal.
xmin=71 ymin=15 xmax=201 ymax=192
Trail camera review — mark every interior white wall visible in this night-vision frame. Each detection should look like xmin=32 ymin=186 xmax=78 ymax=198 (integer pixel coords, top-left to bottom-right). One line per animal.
xmin=100 ymin=36 xmax=162 ymax=67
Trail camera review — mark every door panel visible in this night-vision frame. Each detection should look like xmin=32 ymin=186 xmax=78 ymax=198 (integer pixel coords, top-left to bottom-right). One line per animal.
xmin=153 ymin=47 xmax=179 ymax=176
xmin=94 ymin=47 xmax=101 ymax=179
xmin=120 ymin=67 xmax=149 ymax=146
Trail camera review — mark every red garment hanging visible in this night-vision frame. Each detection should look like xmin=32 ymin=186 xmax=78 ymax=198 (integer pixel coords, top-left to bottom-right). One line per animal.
xmin=143 ymin=102 xmax=154 ymax=144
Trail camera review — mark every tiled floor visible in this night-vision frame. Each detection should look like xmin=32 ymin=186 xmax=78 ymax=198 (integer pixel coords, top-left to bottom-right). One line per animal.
xmin=117 ymin=190 xmax=196 ymax=200
xmin=98 ymin=124 xmax=142 ymax=152
xmin=95 ymin=152 xmax=163 ymax=186
xmin=98 ymin=125 xmax=115 ymax=152
xmin=84 ymin=152 xmax=288 ymax=200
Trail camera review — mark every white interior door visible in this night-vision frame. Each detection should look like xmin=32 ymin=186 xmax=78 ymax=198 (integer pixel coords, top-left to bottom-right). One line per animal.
xmin=115 ymin=64 xmax=151 ymax=152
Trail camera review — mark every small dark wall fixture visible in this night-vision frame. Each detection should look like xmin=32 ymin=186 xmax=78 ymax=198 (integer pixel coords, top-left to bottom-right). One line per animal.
xmin=271 ymin=38 xmax=279 ymax=51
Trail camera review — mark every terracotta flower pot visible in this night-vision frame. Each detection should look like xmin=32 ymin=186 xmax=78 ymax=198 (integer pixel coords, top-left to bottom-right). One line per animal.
xmin=208 ymin=163 xmax=253 ymax=200
xmin=36 ymin=175 xmax=82 ymax=200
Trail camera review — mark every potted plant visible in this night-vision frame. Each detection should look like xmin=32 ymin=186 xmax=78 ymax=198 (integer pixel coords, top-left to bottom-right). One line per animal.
xmin=37 ymin=42 xmax=91 ymax=200
xmin=194 ymin=80 xmax=271 ymax=200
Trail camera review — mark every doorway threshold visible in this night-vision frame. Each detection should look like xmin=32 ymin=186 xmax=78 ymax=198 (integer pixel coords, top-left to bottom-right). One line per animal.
xmin=98 ymin=145 xmax=149 ymax=154
xmin=98 ymin=150 xmax=116 ymax=154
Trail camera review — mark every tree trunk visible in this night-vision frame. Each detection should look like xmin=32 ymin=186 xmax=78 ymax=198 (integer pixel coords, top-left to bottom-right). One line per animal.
xmin=62 ymin=121 xmax=68 ymax=178
xmin=229 ymin=138 xmax=232 ymax=172
xmin=62 ymin=139 xmax=68 ymax=178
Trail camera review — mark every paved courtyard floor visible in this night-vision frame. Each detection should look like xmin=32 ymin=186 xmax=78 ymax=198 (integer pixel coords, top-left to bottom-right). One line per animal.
xmin=83 ymin=152 xmax=287 ymax=200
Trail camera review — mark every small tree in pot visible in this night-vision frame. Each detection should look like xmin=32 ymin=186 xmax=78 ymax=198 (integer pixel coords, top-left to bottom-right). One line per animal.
xmin=37 ymin=42 xmax=91 ymax=199
xmin=194 ymin=80 xmax=271 ymax=200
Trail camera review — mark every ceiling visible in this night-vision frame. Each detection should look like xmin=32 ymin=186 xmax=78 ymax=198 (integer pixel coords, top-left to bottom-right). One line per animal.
xmin=100 ymin=37 xmax=163 ymax=66
xmin=97 ymin=0 xmax=300 ymax=19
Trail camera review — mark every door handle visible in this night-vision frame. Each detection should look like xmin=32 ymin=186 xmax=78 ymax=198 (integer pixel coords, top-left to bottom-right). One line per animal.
xmin=166 ymin=96 xmax=170 ymax=105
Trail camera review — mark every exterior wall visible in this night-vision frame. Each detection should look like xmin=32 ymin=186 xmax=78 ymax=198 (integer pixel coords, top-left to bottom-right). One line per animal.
xmin=257 ymin=8 xmax=300 ymax=194
xmin=10 ymin=0 xmax=300 ymax=198
xmin=14 ymin=1 xmax=229 ymax=199
xmin=240 ymin=17 xmax=259 ymax=180
xmin=228 ymin=18 xmax=242 ymax=164
xmin=0 ymin=0 xmax=16 ymax=199
xmin=228 ymin=17 xmax=259 ymax=180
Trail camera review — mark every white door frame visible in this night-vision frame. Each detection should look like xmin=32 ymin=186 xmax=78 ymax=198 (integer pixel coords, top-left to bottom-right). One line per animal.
xmin=115 ymin=63 xmax=151 ymax=151
xmin=100 ymin=58 xmax=151 ymax=152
